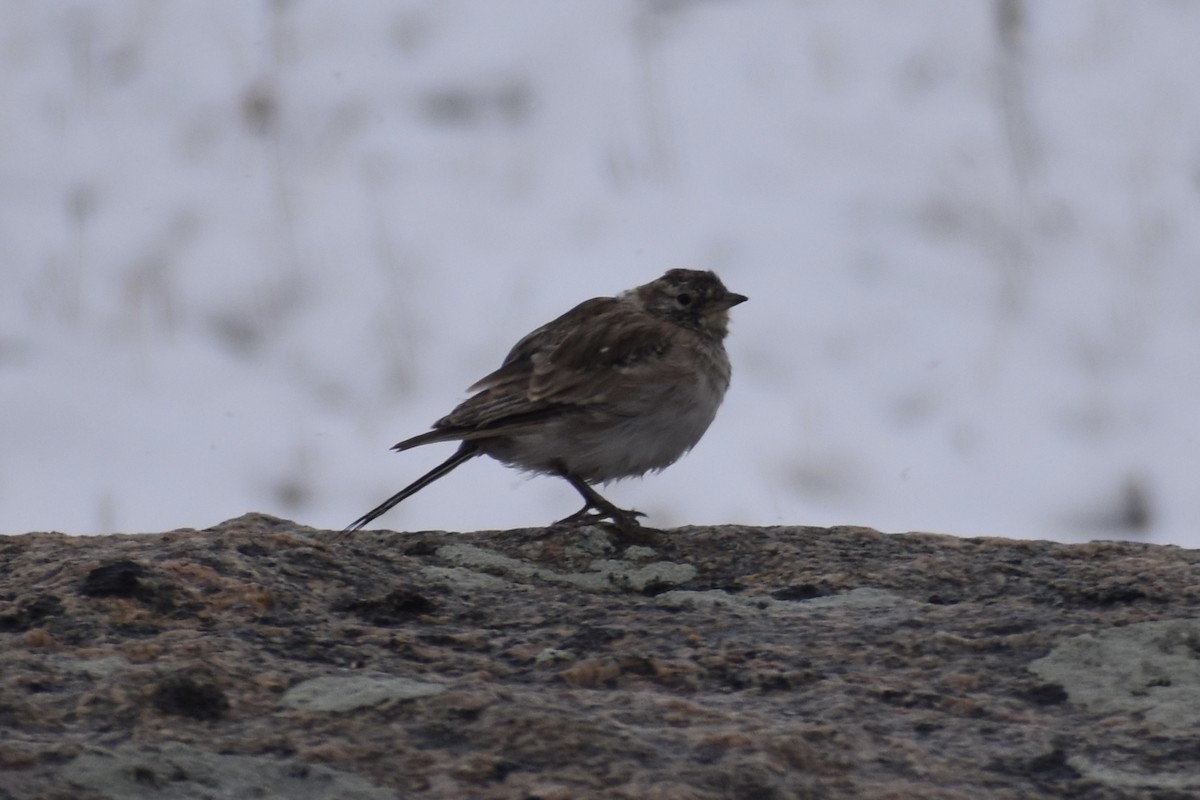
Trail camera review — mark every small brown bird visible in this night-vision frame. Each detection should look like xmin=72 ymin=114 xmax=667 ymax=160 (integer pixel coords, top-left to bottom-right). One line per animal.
xmin=346 ymin=268 xmax=747 ymax=533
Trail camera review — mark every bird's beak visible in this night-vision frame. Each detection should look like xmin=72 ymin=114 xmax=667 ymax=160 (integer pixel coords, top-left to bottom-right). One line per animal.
xmin=723 ymin=292 xmax=749 ymax=309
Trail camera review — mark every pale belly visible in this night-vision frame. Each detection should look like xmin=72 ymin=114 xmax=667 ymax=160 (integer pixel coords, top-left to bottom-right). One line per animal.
xmin=481 ymin=378 xmax=727 ymax=482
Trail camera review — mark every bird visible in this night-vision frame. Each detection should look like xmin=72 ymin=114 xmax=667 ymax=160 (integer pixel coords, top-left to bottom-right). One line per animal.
xmin=345 ymin=268 xmax=747 ymax=534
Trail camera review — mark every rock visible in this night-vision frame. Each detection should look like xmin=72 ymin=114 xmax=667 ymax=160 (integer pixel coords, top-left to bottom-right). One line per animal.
xmin=281 ymin=674 xmax=446 ymax=712
xmin=1029 ymin=619 xmax=1200 ymax=729
xmin=1 ymin=513 xmax=1198 ymax=799
xmin=62 ymin=741 xmax=393 ymax=800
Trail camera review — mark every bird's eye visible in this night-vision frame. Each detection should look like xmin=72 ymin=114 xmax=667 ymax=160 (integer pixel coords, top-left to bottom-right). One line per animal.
xmin=676 ymin=292 xmax=693 ymax=307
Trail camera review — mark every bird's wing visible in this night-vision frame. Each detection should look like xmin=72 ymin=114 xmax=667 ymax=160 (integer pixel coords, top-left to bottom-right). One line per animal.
xmin=525 ymin=303 xmax=677 ymax=405
xmin=465 ymin=297 xmax=616 ymax=393
xmin=399 ymin=298 xmax=678 ymax=446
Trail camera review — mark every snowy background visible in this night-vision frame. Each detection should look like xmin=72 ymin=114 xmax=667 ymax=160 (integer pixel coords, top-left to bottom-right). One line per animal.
xmin=3 ymin=1 xmax=1198 ymax=544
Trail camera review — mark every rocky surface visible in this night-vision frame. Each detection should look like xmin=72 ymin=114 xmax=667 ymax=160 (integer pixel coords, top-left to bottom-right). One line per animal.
xmin=2 ymin=513 xmax=1199 ymax=799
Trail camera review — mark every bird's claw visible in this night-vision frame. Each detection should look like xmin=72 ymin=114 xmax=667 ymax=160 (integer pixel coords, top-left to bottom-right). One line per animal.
xmin=555 ymin=504 xmax=647 ymax=534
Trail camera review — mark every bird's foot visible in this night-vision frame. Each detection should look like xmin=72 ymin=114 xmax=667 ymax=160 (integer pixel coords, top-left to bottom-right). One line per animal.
xmin=556 ymin=502 xmax=644 ymax=527
xmin=554 ymin=503 xmax=654 ymax=542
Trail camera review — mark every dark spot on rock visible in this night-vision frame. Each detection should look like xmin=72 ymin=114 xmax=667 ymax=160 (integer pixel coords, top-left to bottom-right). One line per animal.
xmin=618 ymin=656 xmax=657 ymax=677
xmin=759 ymin=673 xmax=794 ymax=692
xmin=489 ymin=759 xmax=519 ymax=781
xmin=448 ymin=706 xmax=483 ymax=723
xmin=132 ymin=765 xmax=163 ymax=787
xmin=235 ymin=541 xmax=270 ymax=557
xmin=987 ymin=745 xmax=1080 ymax=781
xmin=81 ymin=560 xmax=146 ymax=598
xmin=982 ymin=619 xmax=1037 ymax=636
xmin=152 ymin=674 xmax=229 ymax=721
xmin=639 ymin=581 xmax=676 ymax=596
xmin=771 ymin=584 xmax=825 ymax=601
xmin=0 ymin=594 xmax=63 ymax=632
xmin=1025 ymin=748 xmax=1080 ymax=780
xmin=693 ymin=740 xmax=728 ymax=764
xmin=1019 ymin=682 xmax=1069 ymax=706
xmin=402 ymin=540 xmax=440 ymax=557
xmin=561 ymin=625 xmax=622 ymax=652
xmin=79 ymin=561 xmax=188 ymax=616
xmin=1077 ymin=586 xmax=1149 ymax=606
xmin=720 ymin=771 xmax=786 ymax=800
xmin=709 ymin=666 xmax=753 ymax=692
xmin=412 ymin=722 xmax=468 ymax=750
xmin=877 ymin=689 xmax=942 ymax=709
xmin=334 ymin=589 xmax=437 ymax=625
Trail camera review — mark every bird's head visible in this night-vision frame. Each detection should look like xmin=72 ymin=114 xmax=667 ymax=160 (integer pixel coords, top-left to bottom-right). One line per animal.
xmin=629 ymin=268 xmax=748 ymax=339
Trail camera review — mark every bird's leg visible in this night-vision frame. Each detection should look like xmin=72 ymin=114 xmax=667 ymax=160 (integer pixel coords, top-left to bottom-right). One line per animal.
xmin=554 ymin=471 xmax=646 ymax=533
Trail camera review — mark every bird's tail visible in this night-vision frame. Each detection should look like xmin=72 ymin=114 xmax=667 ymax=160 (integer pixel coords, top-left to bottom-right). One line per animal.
xmin=342 ymin=442 xmax=480 ymax=534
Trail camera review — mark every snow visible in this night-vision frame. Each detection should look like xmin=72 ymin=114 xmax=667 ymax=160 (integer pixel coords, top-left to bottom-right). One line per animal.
xmin=2 ymin=1 xmax=1197 ymax=544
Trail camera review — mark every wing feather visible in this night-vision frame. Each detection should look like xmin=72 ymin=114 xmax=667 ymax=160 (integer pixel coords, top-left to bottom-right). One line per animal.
xmin=421 ymin=297 xmax=678 ymax=440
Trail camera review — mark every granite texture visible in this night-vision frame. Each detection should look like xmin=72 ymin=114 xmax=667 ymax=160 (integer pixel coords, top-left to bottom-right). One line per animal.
xmin=2 ymin=513 xmax=1199 ymax=799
